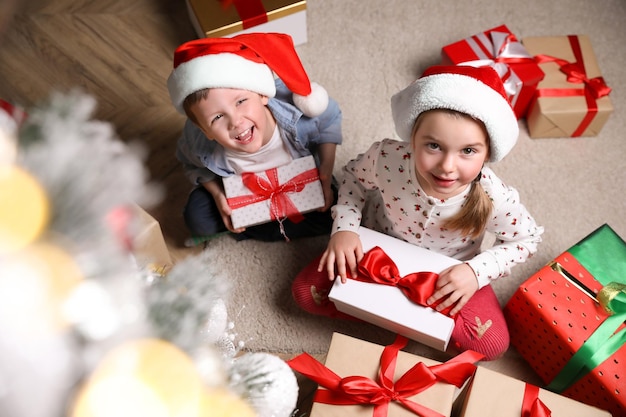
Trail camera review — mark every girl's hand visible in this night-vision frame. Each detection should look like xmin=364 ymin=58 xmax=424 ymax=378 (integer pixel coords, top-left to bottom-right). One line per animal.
xmin=426 ymin=263 xmax=478 ymax=316
xmin=318 ymin=231 xmax=363 ymax=283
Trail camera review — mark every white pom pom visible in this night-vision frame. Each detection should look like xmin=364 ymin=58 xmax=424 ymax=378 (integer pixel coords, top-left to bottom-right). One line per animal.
xmin=293 ymin=82 xmax=329 ymax=117
xmin=229 ymin=352 xmax=299 ymax=417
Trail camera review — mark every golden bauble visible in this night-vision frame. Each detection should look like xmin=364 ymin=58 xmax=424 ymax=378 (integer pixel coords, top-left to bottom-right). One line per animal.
xmin=0 ymin=165 xmax=49 ymax=254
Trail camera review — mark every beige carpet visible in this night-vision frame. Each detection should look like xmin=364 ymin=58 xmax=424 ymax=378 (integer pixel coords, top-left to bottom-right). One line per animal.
xmin=174 ymin=0 xmax=626 ymax=387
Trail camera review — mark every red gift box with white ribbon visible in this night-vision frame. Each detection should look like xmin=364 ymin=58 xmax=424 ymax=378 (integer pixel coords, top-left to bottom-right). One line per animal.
xmin=441 ymin=24 xmax=544 ymax=119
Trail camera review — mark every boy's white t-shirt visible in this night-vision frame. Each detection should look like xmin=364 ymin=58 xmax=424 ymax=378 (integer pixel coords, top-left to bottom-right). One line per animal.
xmin=224 ymin=125 xmax=292 ymax=174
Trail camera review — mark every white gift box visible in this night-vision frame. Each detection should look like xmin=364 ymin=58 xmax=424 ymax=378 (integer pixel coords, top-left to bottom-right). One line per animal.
xmin=328 ymin=227 xmax=457 ymax=351
xmin=186 ymin=0 xmax=307 ymax=46
xmin=223 ymin=155 xmax=324 ymax=230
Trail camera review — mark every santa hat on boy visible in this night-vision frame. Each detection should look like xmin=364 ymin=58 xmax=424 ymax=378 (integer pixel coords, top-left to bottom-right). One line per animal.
xmin=167 ymin=33 xmax=328 ymax=117
xmin=391 ymin=65 xmax=519 ymax=162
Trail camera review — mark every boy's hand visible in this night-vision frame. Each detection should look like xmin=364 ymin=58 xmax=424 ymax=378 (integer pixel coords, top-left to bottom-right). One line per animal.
xmin=214 ymin=192 xmax=246 ymax=234
xmin=203 ymin=179 xmax=245 ymax=234
xmin=426 ymin=263 xmax=478 ymax=316
xmin=318 ymin=231 xmax=363 ymax=283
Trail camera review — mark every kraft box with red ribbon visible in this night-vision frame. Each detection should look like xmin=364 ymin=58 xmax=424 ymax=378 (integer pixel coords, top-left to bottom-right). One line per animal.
xmin=522 ymin=35 xmax=613 ymax=138
xmin=440 ymin=24 xmax=545 ymax=119
xmin=223 ymin=155 xmax=324 ymax=231
xmin=328 ymin=227 xmax=457 ymax=351
xmin=455 ymin=366 xmax=611 ymax=417
xmin=504 ymin=224 xmax=626 ymax=416
xmin=287 ymin=332 xmax=483 ymax=417
xmin=108 ymin=204 xmax=174 ymax=277
xmin=186 ymin=0 xmax=307 ymax=46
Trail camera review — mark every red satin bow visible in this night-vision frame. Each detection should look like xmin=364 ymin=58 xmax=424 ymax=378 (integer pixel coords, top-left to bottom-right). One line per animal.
xmin=287 ymin=335 xmax=483 ymax=417
xmin=522 ymin=384 xmax=552 ymax=417
xmin=349 ymin=246 xmax=455 ymax=316
xmin=226 ymin=167 xmax=320 ymax=224
xmin=534 ymin=55 xmax=611 ymax=100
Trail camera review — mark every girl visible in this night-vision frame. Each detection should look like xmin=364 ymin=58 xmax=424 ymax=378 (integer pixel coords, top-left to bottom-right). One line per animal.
xmin=292 ymin=65 xmax=544 ymax=360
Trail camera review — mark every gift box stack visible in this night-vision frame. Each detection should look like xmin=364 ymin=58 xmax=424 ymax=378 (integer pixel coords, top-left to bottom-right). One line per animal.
xmin=186 ymin=0 xmax=307 ymax=46
xmin=222 ymin=155 xmax=325 ymax=231
xmin=288 ymin=332 xmax=612 ymax=417
xmin=505 ymin=224 xmax=626 ymax=416
xmin=440 ymin=25 xmax=613 ymax=138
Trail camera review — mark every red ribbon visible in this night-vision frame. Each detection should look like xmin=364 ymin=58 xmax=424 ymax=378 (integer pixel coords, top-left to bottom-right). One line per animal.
xmin=349 ymin=246 xmax=455 ymax=317
xmin=220 ymin=0 xmax=268 ymax=28
xmin=227 ymin=167 xmax=320 ymax=224
xmin=533 ymin=35 xmax=611 ymax=137
xmin=287 ymin=335 xmax=483 ymax=417
xmin=521 ymin=384 xmax=552 ymax=417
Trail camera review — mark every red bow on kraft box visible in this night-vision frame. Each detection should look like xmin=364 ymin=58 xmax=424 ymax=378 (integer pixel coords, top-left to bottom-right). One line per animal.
xmin=441 ymin=24 xmax=545 ymax=119
xmin=288 ymin=332 xmax=483 ymax=417
xmin=522 ymin=34 xmax=613 ymax=138
xmin=223 ymin=156 xmax=324 ymax=237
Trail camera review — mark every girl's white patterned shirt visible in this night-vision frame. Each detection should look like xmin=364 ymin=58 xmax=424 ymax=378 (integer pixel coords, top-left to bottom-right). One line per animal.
xmin=332 ymin=139 xmax=544 ymax=289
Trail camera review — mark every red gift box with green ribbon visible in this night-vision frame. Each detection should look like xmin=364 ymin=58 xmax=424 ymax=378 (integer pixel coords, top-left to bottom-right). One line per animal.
xmin=441 ymin=24 xmax=545 ymax=119
xmin=522 ymin=34 xmax=613 ymax=138
xmin=504 ymin=224 xmax=626 ymax=416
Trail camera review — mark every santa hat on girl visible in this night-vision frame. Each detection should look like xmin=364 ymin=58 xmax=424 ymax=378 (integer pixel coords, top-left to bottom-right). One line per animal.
xmin=391 ymin=65 xmax=519 ymax=162
xmin=167 ymin=33 xmax=328 ymax=117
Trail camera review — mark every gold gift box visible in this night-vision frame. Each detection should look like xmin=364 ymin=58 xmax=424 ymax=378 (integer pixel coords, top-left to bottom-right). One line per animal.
xmin=456 ymin=366 xmax=611 ymax=417
xmin=186 ymin=0 xmax=307 ymax=45
xmin=522 ymin=35 xmax=613 ymax=138
xmin=309 ymin=332 xmax=456 ymax=417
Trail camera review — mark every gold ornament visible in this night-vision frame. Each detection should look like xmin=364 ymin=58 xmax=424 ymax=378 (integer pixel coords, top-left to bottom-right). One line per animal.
xmin=199 ymin=388 xmax=257 ymax=417
xmin=0 ymin=165 xmax=49 ymax=254
xmin=0 ymin=240 xmax=83 ymax=334
xmin=71 ymin=338 xmax=207 ymax=417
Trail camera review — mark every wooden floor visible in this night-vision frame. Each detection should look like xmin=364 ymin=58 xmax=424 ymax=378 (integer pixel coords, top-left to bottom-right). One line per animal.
xmin=0 ymin=0 xmax=200 ymax=247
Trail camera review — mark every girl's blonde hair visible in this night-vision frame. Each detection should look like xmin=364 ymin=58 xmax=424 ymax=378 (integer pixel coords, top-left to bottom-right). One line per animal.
xmin=412 ymin=109 xmax=493 ymax=238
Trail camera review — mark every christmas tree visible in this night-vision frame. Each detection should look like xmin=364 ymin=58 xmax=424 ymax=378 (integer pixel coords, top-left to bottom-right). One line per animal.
xmin=0 ymin=92 xmax=299 ymax=417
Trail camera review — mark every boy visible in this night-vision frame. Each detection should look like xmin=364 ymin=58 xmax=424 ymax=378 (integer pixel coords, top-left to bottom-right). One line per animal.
xmin=167 ymin=33 xmax=343 ymax=243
